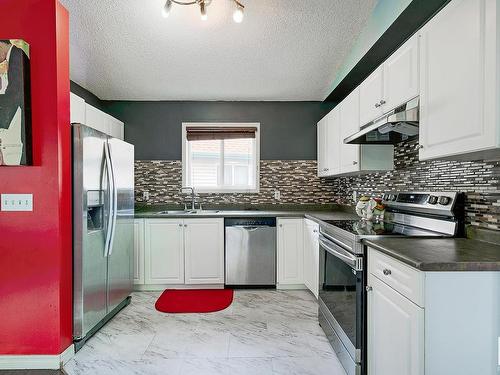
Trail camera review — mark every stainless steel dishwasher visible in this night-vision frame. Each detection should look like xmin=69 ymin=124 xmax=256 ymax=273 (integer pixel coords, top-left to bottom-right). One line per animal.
xmin=225 ymin=217 xmax=276 ymax=287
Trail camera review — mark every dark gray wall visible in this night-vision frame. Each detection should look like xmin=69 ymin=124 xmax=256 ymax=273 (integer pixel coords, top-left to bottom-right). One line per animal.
xmin=70 ymin=81 xmax=107 ymax=112
xmin=103 ymin=101 xmax=335 ymax=160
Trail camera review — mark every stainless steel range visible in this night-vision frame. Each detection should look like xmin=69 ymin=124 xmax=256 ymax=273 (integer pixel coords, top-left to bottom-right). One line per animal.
xmin=318 ymin=192 xmax=464 ymax=375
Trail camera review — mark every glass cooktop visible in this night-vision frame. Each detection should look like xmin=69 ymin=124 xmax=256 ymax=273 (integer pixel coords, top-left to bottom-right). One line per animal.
xmin=323 ymin=219 xmax=443 ymax=237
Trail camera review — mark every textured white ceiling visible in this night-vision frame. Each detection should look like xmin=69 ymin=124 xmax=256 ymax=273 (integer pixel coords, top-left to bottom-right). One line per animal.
xmin=59 ymin=0 xmax=376 ymax=101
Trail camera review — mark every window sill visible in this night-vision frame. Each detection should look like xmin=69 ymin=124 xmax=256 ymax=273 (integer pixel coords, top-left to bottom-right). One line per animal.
xmin=193 ymin=188 xmax=260 ymax=194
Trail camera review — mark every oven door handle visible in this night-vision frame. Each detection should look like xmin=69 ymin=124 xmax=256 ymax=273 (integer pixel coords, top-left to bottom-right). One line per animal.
xmin=319 ymin=237 xmax=361 ymax=270
xmin=320 ymin=229 xmax=353 ymax=251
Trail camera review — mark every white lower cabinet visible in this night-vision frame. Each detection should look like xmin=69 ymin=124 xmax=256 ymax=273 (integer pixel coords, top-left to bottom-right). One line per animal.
xmin=277 ymin=218 xmax=304 ymax=286
xmin=368 ymin=274 xmax=424 ymax=375
xmin=133 ymin=219 xmax=145 ymax=285
xmin=367 ymin=247 xmax=500 ymax=375
xmin=184 ymin=218 xmax=224 ymax=284
xmin=142 ymin=218 xmax=224 ymax=287
xmin=303 ymin=219 xmax=319 ymax=298
xmin=144 ymin=219 xmax=185 ymax=285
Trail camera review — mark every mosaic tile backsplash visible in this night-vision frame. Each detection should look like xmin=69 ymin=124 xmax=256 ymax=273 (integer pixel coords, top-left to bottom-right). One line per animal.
xmin=135 ymin=139 xmax=500 ymax=230
xmin=329 ymin=139 xmax=500 ymax=231
xmin=135 ymin=160 xmax=337 ymax=206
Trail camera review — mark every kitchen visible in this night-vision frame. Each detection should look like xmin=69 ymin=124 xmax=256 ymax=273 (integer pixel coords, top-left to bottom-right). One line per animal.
xmin=0 ymin=0 xmax=499 ymax=375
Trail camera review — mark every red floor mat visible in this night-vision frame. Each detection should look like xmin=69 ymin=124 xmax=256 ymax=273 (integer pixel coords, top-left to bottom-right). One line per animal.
xmin=155 ymin=289 xmax=234 ymax=313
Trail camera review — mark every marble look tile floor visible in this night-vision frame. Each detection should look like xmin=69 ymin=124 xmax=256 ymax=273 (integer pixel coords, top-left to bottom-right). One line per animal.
xmin=64 ymin=290 xmax=346 ymax=375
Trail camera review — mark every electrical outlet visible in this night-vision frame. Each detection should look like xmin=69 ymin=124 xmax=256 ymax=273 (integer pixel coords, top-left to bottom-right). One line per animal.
xmin=1 ymin=194 xmax=33 ymax=212
xmin=142 ymin=191 xmax=150 ymax=201
xmin=274 ymin=190 xmax=281 ymax=200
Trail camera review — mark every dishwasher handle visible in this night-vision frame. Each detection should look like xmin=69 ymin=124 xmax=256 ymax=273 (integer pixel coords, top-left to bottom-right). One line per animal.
xmin=228 ymin=225 xmax=274 ymax=231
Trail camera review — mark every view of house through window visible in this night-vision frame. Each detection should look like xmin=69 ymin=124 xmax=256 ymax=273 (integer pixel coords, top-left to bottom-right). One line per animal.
xmin=183 ymin=124 xmax=259 ymax=192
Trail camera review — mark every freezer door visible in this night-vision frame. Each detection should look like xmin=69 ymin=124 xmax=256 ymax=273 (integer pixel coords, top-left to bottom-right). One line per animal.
xmin=73 ymin=124 xmax=110 ymax=340
xmin=106 ymin=137 xmax=134 ymax=313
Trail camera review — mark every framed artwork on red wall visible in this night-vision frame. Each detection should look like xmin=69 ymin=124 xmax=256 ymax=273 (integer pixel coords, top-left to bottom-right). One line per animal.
xmin=0 ymin=39 xmax=32 ymax=166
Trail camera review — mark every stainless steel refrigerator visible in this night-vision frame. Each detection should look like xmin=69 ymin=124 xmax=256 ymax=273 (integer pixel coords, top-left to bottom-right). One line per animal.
xmin=72 ymin=123 xmax=134 ymax=349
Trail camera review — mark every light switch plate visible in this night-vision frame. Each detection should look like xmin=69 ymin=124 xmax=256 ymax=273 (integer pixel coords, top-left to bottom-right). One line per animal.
xmin=1 ymin=194 xmax=33 ymax=212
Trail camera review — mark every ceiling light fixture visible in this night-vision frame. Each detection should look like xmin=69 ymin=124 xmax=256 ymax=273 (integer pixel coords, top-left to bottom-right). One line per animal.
xmin=200 ymin=1 xmax=207 ymax=21
xmin=233 ymin=1 xmax=244 ymax=23
xmin=162 ymin=0 xmax=173 ymax=18
xmin=161 ymin=0 xmax=245 ymax=23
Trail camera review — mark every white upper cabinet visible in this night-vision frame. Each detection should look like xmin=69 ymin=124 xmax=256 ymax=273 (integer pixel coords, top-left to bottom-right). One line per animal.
xmin=85 ymin=103 xmax=110 ymax=135
xmin=383 ymin=34 xmax=419 ymax=110
xmin=82 ymin=102 xmax=124 ymax=140
xmin=317 ymin=108 xmax=341 ymax=177
xmin=359 ymin=66 xmax=384 ymax=126
xmin=107 ymin=114 xmax=125 ymax=140
xmin=327 ymin=108 xmax=341 ymax=175
xmin=317 ymin=115 xmax=329 ymax=177
xmin=339 ymin=88 xmax=361 ymax=174
xmin=359 ymin=35 xmax=419 ymax=127
xmin=419 ymin=0 xmax=499 ymax=160
xmin=70 ymin=93 xmax=86 ymax=124
xmin=317 ymin=88 xmax=394 ymax=177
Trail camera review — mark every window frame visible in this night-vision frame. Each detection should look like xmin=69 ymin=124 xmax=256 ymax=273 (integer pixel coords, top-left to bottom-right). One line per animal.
xmin=182 ymin=122 xmax=260 ymax=193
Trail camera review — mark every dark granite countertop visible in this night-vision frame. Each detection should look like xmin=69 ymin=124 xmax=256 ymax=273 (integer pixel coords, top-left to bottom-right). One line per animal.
xmin=364 ymin=228 xmax=500 ymax=271
xmin=134 ymin=204 xmax=358 ymax=222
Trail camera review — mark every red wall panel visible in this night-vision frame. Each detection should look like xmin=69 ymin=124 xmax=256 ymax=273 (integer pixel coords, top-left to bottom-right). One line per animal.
xmin=0 ymin=0 xmax=72 ymax=355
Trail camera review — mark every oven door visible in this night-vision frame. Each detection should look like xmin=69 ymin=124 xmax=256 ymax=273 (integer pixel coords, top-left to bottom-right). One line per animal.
xmin=318 ymin=232 xmax=364 ymax=375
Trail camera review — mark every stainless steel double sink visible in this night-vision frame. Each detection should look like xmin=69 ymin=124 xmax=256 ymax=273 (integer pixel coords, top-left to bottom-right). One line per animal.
xmin=154 ymin=209 xmax=221 ymax=216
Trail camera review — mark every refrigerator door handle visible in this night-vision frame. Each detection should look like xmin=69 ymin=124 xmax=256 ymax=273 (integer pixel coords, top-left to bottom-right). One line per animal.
xmin=107 ymin=142 xmax=118 ymax=256
xmin=104 ymin=142 xmax=114 ymax=257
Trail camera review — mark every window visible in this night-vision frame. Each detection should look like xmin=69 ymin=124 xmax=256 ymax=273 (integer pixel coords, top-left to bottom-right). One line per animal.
xmin=182 ymin=123 xmax=260 ymax=193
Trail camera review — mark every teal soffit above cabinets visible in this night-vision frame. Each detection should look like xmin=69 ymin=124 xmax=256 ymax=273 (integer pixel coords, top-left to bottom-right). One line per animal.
xmin=326 ymin=0 xmax=450 ymax=103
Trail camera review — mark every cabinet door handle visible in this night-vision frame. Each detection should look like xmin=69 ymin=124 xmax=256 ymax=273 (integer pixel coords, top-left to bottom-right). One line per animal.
xmin=184 ymin=224 xmax=188 ymax=227
xmin=383 ymin=269 xmax=392 ymax=276
xmin=352 ymin=161 xmax=358 ymax=165
xmin=375 ymin=103 xmax=381 ymax=108
xmin=178 ymin=223 xmax=183 ymax=227
xmin=313 ymin=229 xmax=318 ymax=233
xmin=379 ymin=99 xmax=386 ymax=105
xmin=366 ymin=285 xmax=373 ymax=292
xmin=279 ymin=224 xmax=283 ymax=227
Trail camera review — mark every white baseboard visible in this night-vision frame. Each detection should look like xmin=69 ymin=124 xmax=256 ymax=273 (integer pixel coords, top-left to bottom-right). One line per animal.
xmin=134 ymin=284 xmax=224 ymax=292
xmin=276 ymin=283 xmax=307 ymax=290
xmin=60 ymin=344 xmax=75 ymax=365
xmin=0 ymin=344 xmax=74 ymax=370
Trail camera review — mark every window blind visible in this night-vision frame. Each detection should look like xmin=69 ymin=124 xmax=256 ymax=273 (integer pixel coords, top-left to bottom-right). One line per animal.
xmin=186 ymin=126 xmax=257 ymax=141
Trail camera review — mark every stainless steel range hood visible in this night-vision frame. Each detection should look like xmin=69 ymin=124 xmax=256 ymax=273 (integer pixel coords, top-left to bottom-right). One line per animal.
xmin=344 ymin=97 xmax=419 ymax=144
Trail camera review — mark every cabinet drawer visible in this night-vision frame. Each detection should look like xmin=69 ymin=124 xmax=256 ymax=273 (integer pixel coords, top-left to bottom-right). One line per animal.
xmin=368 ymin=248 xmax=424 ymax=307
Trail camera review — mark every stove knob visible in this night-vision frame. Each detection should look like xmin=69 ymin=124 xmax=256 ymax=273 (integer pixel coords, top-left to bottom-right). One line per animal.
xmin=390 ymin=194 xmax=397 ymax=201
xmin=438 ymin=196 xmax=451 ymax=205
xmin=428 ymin=195 xmax=438 ymax=205
xmin=382 ymin=194 xmax=389 ymax=200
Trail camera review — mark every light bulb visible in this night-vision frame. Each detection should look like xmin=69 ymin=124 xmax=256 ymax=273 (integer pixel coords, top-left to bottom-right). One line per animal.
xmin=162 ymin=0 xmax=172 ymax=18
xmin=233 ymin=6 xmax=244 ymax=23
xmin=200 ymin=2 xmax=207 ymax=21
